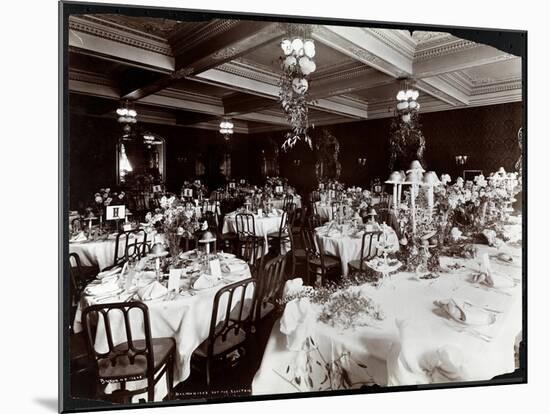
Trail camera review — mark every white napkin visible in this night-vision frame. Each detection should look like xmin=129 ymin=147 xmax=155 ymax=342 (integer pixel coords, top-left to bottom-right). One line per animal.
xmin=70 ymin=231 xmax=87 ymax=242
xmin=138 ymin=281 xmax=168 ymax=300
xmin=280 ymin=298 xmax=315 ymax=351
xmin=85 ymin=279 xmax=119 ymax=296
xmin=193 ymin=274 xmax=220 ymax=290
xmin=282 ymin=278 xmax=310 ymax=299
xmin=97 ymin=267 xmax=122 ymax=279
xmin=434 ymin=299 xmax=496 ymax=326
xmin=221 ymin=261 xmax=248 ymax=274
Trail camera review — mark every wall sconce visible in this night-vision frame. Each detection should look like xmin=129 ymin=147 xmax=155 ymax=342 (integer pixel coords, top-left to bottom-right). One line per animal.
xmin=293 ymin=159 xmax=301 ymax=167
xmin=455 ymin=155 xmax=468 ymax=166
xmin=357 ymin=157 xmax=367 ymax=166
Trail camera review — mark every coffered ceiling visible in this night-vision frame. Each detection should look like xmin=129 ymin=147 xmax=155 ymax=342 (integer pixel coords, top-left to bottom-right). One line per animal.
xmin=68 ymin=14 xmax=522 ymax=134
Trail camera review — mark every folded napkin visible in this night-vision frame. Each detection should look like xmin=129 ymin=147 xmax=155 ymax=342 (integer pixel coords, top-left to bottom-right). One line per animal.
xmin=70 ymin=231 xmax=87 ymax=242
xmin=280 ymin=298 xmax=315 ymax=351
xmin=97 ymin=267 xmax=122 ymax=279
xmin=193 ymin=273 xmax=220 ymax=290
xmin=85 ymin=279 xmax=120 ymax=296
xmin=387 ymin=319 xmax=467 ymax=386
xmin=221 ymin=261 xmax=248 ymax=274
xmin=138 ymin=281 xmax=168 ymax=300
xmin=434 ymin=299 xmax=496 ymax=326
xmin=283 ymin=278 xmax=306 ymax=299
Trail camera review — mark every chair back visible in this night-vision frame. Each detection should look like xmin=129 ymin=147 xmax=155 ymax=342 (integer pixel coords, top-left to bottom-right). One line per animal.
xmin=255 ymin=255 xmax=287 ymax=321
xmin=310 ymin=190 xmax=321 ymax=203
xmin=204 ymin=278 xmax=257 ymax=358
xmin=307 ymin=214 xmax=323 ymax=230
xmin=235 ymin=213 xmax=256 ymax=240
xmin=113 ymin=229 xmax=148 ymax=267
xmin=357 ymin=231 xmax=382 ymax=270
xmin=81 ymin=302 xmax=155 ymax=382
xmin=125 ymin=240 xmax=151 ymax=262
xmin=283 ymin=195 xmax=295 ymax=211
xmin=238 ymin=237 xmax=265 ymax=277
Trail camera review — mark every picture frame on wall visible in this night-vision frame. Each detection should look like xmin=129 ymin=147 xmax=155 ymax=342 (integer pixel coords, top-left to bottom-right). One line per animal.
xmin=59 ymin=1 xmax=527 ymax=412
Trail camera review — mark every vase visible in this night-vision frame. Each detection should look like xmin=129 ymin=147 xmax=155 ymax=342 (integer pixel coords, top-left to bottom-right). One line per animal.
xmin=165 ymin=231 xmax=182 ymax=259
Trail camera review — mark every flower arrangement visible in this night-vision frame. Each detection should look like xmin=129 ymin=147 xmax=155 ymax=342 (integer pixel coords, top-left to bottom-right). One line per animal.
xmin=145 ymin=195 xmax=200 ymax=257
xmin=279 ymin=37 xmax=317 ymax=150
xmin=86 ymin=187 xmax=126 ymax=218
xmin=318 ymin=289 xmax=385 ymax=330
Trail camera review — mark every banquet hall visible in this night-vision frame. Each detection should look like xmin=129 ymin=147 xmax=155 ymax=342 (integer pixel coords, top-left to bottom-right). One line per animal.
xmin=65 ymin=11 xmax=524 ymax=405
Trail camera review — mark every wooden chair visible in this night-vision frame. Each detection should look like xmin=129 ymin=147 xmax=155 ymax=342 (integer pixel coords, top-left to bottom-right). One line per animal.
xmin=238 ymin=236 xmax=265 ymax=278
xmin=113 ymin=229 xmax=148 ymax=268
xmin=307 ymin=214 xmax=323 ymax=231
xmin=267 ymin=209 xmax=293 ymax=254
xmin=125 ymin=240 xmax=151 ymax=262
xmin=287 ymin=224 xmax=306 ymax=278
xmin=69 ymin=253 xmax=96 ymax=318
xmin=331 ymin=202 xmax=351 ymax=221
xmin=347 ymin=231 xmax=382 ymax=274
xmin=81 ymin=302 xmax=176 ymax=403
xmin=254 ymin=255 xmax=287 ymax=322
xmin=204 ymin=211 xmax=237 ymax=254
xmin=283 ymin=195 xmax=295 ymax=211
xmin=302 ymin=227 xmax=341 ymax=286
xmin=192 ymin=278 xmax=257 ymax=389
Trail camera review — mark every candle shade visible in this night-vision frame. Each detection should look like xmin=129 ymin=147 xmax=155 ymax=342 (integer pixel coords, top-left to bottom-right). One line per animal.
xmin=422 ymin=171 xmax=441 ymax=186
xmin=386 ymin=171 xmax=403 ymax=184
xmin=407 ymin=160 xmax=425 ymax=173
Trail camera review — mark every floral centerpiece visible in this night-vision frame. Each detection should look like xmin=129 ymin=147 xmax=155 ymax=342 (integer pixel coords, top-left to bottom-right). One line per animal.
xmin=86 ymin=188 xmax=126 ymax=218
xmin=145 ymin=195 xmax=200 ymax=259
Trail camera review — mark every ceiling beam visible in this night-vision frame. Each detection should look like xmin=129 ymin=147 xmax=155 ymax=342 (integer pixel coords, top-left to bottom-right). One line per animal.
xmin=312 ymin=26 xmax=413 ymax=78
xmin=416 ymin=76 xmax=470 ymax=106
xmin=121 ymin=21 xmax=285 ymax=101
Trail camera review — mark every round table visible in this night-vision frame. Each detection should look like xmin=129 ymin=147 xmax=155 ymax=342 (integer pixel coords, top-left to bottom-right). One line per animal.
xmin=252 ymin=235 xmax=522 ymax=395
xmin=73 ymin=253 xmax=252 ymax=402
xmin=222 ymin=211 xmax=289 ymax=253
xmin=315 ymin=223 xmax=400 ymax=276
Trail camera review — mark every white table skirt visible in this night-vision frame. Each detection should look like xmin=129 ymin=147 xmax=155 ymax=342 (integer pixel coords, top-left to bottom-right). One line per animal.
xmin=222 ymin=213 xmax=289 ymax=253
xmin=69 ymin=232 xmax=155 ymax=270
xmin=315 ymin=225 xmax=400 ymax=276
xmin=74 ymin=265 xmax=252 ymax=402
xmin=270 ymin=196 xmax=302 ymax=210
xmin=252 ymin=240 xmax=522 ymax=395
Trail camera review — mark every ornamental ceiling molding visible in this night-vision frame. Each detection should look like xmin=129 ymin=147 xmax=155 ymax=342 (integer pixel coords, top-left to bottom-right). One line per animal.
xmin=434 ymin=73 xmax=472 ymax=96
xmin=170 ymin=19 xmax=241 ymax=55
xmin=417 ymin=80 xmax=464 ymax=106
xmin=68 ymin=68 xmax=114 ymax=87
xmin=217 ymin=61 xmax=280 ymax=86
xmin=470 ymin=79 xmax=522 ymax=96
xmin=365 ymin=28 xmax=415 ymax=60
xmin=313 ymin=60 xmax=365 ymax=79
xmin=157 ymin=88 xmax=222 ymax=106
xmin=414 ymin=39 xmax=479 ymax=62
xmin=70 ymin=15 xmax=172 ymax=56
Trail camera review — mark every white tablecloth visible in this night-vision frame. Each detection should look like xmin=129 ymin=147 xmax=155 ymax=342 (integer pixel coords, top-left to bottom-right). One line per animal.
xmin=270 ymin=196 xmax=302 ymax=210
xmin=73 ymin=259 xmax=252 ymax=401
xmin=315 ymin=224 xmax=400 ymax=276
xmin=222 ymin=212 xmax=289 ymax=253
xmin=252 ymin=239 xmax=522 ymax=395
xmin=69 ymin=232 xmax=154 ymax=270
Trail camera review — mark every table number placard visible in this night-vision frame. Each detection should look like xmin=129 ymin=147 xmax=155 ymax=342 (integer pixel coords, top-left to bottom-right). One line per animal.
xmin=106 ymin=205 xmax=126 ymax=220
xmin=275 ymin=185 xmax=283 ymax=193
xmin=239 ymin=179 xmax=246 ymax=184
xmin=183 ymin=188 xmax=193 ymax=197
xmin=209 ymin=259 xmax=222 ymax=278
xmin=229 ymin=182 xmax=236 ymax=189
xmin=168 ymin=269 xmax=182 ymax=292
xmin=319 ymin=183 xmax=325 ymax=190
xmin=152 ymin=185 xmax=162 ymax=193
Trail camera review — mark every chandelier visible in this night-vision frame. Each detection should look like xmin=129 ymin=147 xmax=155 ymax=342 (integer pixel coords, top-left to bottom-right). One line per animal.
xmin=219 ymin=118 xmax=234 ymax=140
xmin=279 ymin=32 xmax=317 ymax=151
xmin=396 ymin=84 xmax=420 ymax=123
xmin=116 ymin=101 xmax=137 ymax=124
